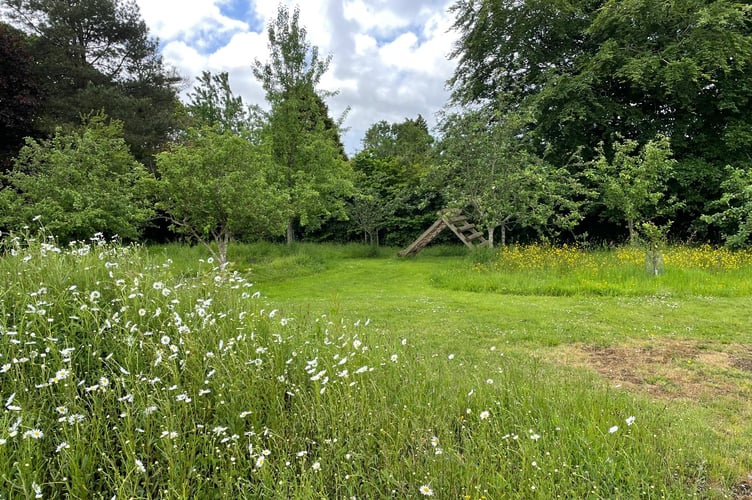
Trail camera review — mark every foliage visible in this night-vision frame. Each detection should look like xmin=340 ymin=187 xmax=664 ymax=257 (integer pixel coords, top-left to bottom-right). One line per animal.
xmin=702 ymin=166 xmax=752 ymax=249
xmin=348 ymin=116 xmax=439 ymax=246
xmin=186 ymin=71 xmax=259 ymax=135
xmin=0 ymin=235 xmax=745 ymax=497
xmin=3 ymin=0 xmax=181 ymax=167
xmin=252 ymin=5 xmax=352 ymax=244
xmin=0 ymin=113 xmax=153 ymax=242
xmin=346 ymin=175 xmax=394 ymax=245
xmin=361 ymin=115 xmax=434 ymax=177
xmin=448 ymin=0 xmax=752 ymax=240
xmin=0 ymin=22 xmax=41 ymax=170
xmin=155 ymin=126 xmax=287 ymax=268
xmin=587 ymin=134 xmax=678 ymax=244
xmin=437 ymin=106 xmax=586 ymax=246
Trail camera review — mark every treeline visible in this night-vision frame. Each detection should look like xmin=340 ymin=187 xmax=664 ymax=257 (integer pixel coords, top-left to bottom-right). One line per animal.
xmin=2 ymin=0 xmax=752 ymax=256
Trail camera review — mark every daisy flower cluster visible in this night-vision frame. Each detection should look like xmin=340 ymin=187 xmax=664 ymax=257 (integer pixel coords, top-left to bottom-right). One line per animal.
xmin=0 ymin=231 xmax=416 ymax=497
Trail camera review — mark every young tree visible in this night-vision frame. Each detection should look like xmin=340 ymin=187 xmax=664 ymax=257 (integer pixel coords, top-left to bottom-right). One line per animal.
xmin=437 ymin=107 xmax=584 ymax=247
xmin=702 ymin=166 xmax=752 ymax=249
xmin=157 ymin=74 xmax=285 ymax=266
xmin=0 ymin=113 xmax=153 ymax=242
xmin=588 ymin=135 xmax=678 ymax=244
xmin=156 ymin=127 xmax=287 ymax=268
xmin=252 ymin=4 xmax=352 ymax=244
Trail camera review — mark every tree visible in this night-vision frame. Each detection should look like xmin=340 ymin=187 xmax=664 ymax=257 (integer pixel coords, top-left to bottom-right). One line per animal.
xmin=361 ymin=115 xmax=434 ymax=176
xmin=0 ymin=23 xmax=41 ymax=170
xmin=437 ymin=107 xmax=585 ymax=247
xmin=588 ymin=135 xmax=677 ymax=244
xmin=252 ymin=4 xmax=352 ymax=244
xmin=347 ymin=155 xmax=402 ymax=245
xmin=353 ymin=116 xmax=440 ymax=246
xmin=448 ymin=0 xmax=752 ymax=240
xmin=0 ymin=113 xmax=153 ymax=242
xmin=186 ymin=71 xmax=256 ymax=134
xmin=156 ymin=127 xmax=287 ymax=268
xmin=3 ymin=0 xmax=181 ymax=167
xmin=702 ymin=166 xmax=752 ymax=249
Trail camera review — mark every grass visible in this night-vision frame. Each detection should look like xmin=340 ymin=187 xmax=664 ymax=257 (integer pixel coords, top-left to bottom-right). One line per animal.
xmin=1 ymin=235 xmax=750 ymax=498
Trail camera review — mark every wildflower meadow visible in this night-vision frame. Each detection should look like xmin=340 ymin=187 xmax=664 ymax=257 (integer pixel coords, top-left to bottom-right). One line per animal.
xmin=1 ymin=234 xmax=749 ymax=498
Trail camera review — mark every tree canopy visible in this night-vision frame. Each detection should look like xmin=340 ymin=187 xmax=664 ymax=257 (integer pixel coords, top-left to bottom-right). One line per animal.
xmin=253 ymin=4 xmax=352 ymax=243
xmin=2 ymin=0 xmax=181 ymax=167
xmin=0 ymin=113 xmax=153 ymax=242
xmin=448 ymin=0 xmax=752 ymax=240
xmin=0 ymin=23 xmax=42 ymax=170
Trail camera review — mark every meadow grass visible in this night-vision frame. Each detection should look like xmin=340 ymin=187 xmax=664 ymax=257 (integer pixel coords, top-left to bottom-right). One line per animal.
xmin=430 ymin=243 xmax=752 ymax=298
xmin=0 ymin=236 xmax=750 ymax=498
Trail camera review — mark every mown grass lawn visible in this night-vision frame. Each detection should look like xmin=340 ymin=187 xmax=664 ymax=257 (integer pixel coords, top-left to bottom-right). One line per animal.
xmin=1 ymin=237 xmax=750 ymax=498
xmin=237 ymin=243 xmax=752 ymax=495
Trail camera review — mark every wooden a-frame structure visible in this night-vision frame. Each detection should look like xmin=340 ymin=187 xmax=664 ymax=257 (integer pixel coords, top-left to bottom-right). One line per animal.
xmin=398 ymin=210 xmax=489 ymax=256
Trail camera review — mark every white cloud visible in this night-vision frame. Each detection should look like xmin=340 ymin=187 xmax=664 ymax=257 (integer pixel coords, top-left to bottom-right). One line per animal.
xmin=138 ymin=0 xmax=248 ymax=42
xmin=136 ymin=0 xmax=459 ymax=154
xmin=343 ymin=0 xmax=409 ymax=35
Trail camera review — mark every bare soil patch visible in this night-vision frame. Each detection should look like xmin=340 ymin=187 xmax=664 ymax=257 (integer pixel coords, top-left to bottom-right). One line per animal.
xmin=547 ymin=339 xmax=752 ymax=402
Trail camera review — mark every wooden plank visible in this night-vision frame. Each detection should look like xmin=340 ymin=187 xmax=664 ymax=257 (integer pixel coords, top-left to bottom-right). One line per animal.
xmin=398 ymin=217 xmax=447 ymax=256
xmin=444 ymin=216 xmax=474 ymax=249
xmin=400 ymin=209 xmax=490 ymax=256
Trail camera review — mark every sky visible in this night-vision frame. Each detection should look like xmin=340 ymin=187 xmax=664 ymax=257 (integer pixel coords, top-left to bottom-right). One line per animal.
xmin=134 ymin=0 xmax=460 ymax=155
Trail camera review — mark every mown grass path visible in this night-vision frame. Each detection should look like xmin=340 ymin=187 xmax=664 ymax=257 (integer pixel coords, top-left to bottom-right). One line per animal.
xmin=254 ymin=252 xmax=752 ymax=479
xmin=255 ymin=255 xmax=752 ymax=350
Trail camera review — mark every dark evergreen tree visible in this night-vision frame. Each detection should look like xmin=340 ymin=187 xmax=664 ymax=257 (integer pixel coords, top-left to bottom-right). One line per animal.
xmin=3 ymin=0 xmax=181 ymax=167
xmin=0 ymin=22 xmax=42 ymax=170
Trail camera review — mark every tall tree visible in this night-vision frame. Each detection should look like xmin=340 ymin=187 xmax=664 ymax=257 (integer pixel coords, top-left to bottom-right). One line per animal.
xmin=0 ymin=22 xmax=41 ymax=170
xmin=3 ymin=0 xmax=181 ymax=167
xmin=448 ymin=0 xmax=752 ymax=240
xmin=252 ymin=4 xmax=352 ymax=244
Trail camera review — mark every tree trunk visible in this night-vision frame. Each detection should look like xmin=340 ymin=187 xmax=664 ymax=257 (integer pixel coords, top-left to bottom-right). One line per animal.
xmin=487 ymin=226 xmax=495 ymax=248
xmin=217 ymin=230 xmax=231 ymax=270
xmin=500 ymin=224 xmax=507 ymax=248
xmin=286 ymin=220 xmax=294 ymax=245
xmin=628 ymin=219 xmax=636 ymax=245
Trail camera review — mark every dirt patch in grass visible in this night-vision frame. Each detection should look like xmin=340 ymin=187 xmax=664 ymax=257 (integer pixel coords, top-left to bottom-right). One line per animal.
xmin=545 ymin=340 xmax=752 ymax=497
xmin=547 ymin=340 xmax=752 ymax=402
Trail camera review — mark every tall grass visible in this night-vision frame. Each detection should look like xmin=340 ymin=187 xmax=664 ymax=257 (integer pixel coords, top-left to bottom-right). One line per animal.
xmin=0 ymin=234 xmax=739 ymax=497
xmin=431 ymin=243 xmax=752 ymax=297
